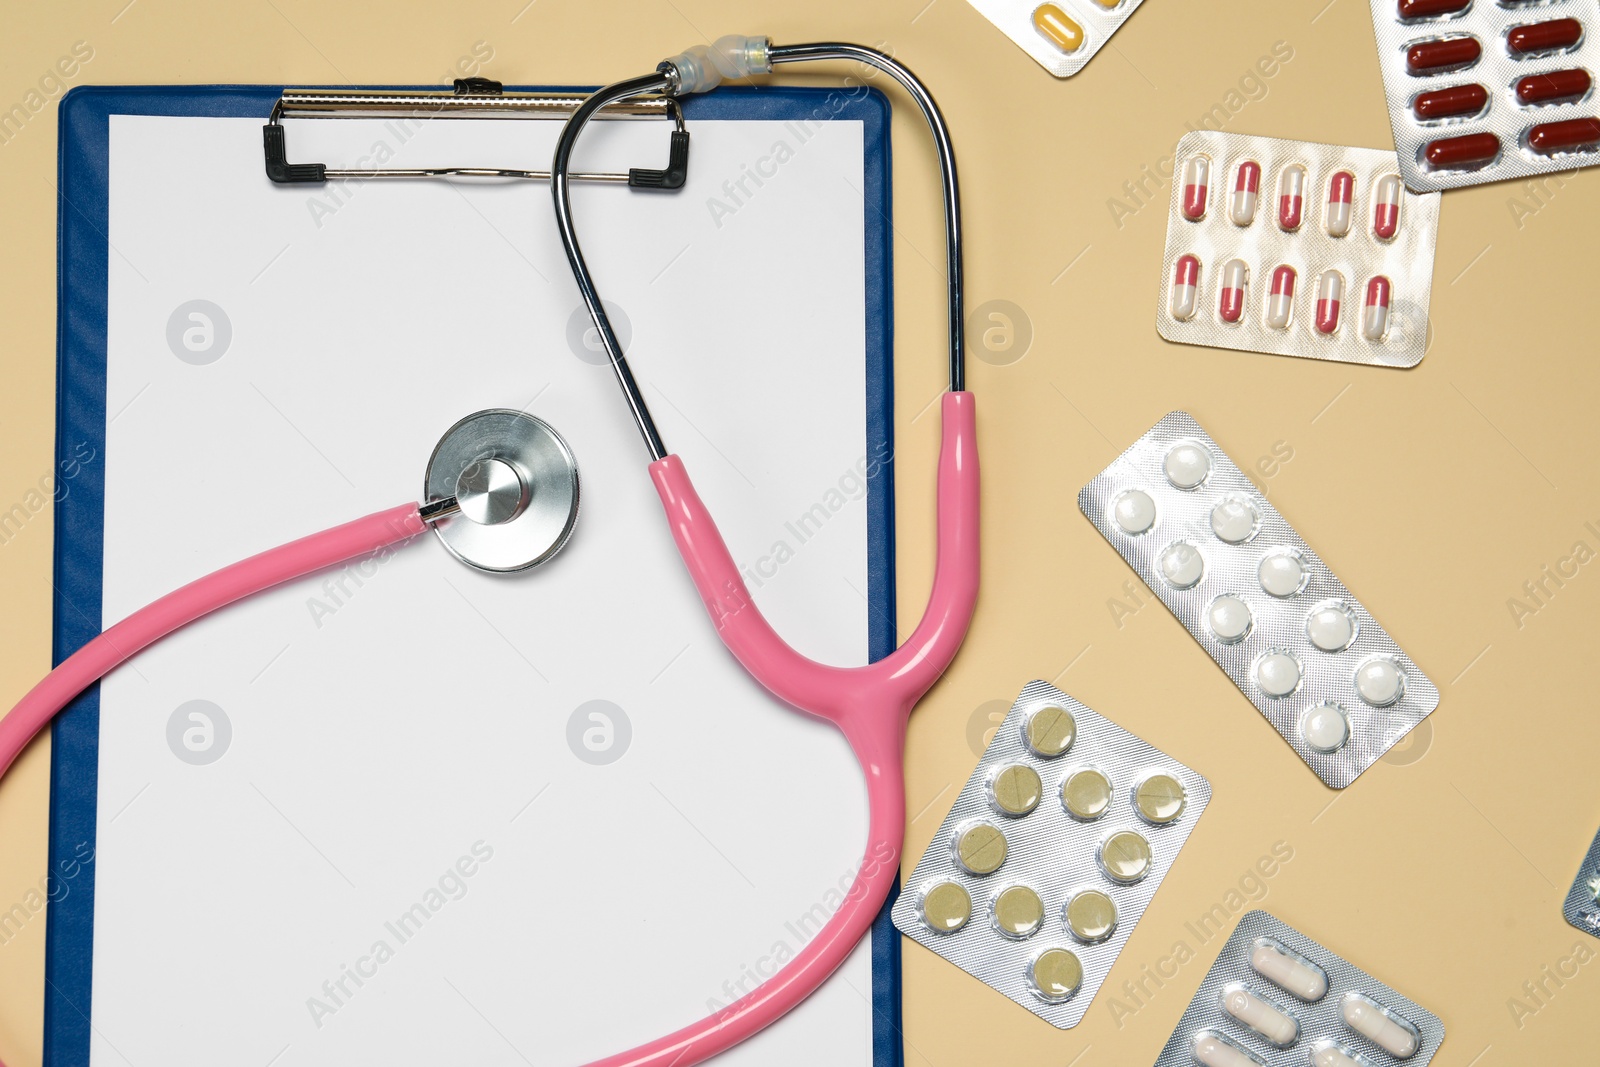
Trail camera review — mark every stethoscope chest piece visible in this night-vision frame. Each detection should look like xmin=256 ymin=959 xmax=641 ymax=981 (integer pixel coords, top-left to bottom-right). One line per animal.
xmin=425 ymin=408 xmax=580 ymax=572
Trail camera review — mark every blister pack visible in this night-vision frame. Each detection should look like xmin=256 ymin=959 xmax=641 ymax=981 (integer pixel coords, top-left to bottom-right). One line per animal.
xmin=891 ymin=680 xmax=1210 ymax=1027
xmin=1157 ymin=132 xmax=1441 ymax=369
xmin=1154 ymin=911 xmax=1446 ymax=1067
xmin=966 ymin=0 xmax=1147 ymax=78
xmin=1078 ymin=412 xmax=1440 ymax=789
xmin=1563 ymin=824 xmax=1600 ymax=937
xmin=1367 ymin=0 xmax=1600 ymax=191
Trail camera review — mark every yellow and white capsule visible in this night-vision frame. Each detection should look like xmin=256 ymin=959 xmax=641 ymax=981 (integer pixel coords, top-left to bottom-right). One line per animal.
xmin=1342 ymin=993 xmax=1421 ymax=1058
xmin=1221 ymin=984 xmax=1299 ymax=1046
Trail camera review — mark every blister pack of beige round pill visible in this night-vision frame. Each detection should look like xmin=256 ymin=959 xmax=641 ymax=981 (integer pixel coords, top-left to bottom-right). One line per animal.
xmin=1078 ymin=411 xmax=1440 ymax=789
xmin=1154 ymin=910 xmax=1446 ymax=1067
xmin=1368 ymin=0 xmax=1600 ymax=193
xmin=1562 ymin=824 xmax=1600 ymax=938
xmin=890 ymin=680 xmax=1211 ymax=1028
xmin=965 ymin=0 xmax=1147 ymax=77
xmin=1156 ymin=131 xmax=1441 ymax=369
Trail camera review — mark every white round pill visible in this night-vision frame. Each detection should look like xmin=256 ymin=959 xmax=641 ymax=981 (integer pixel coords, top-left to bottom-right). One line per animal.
xmin=1159 ymin=542 xmax=1205 ymax=589
xmin=1164 ymin=442 xmax=1211 ymax=489
xmin=1112 ymin=489 xmax=1156 ymax=535
xmin=1255 ymin=650 xmax=1302 ymax=697
xmin=1210 ymin=498 xmax=1259 ymax=544
xmin=1300 ymin=702 xmax=1350 ymax=753
xmin=1306 ymin=604 xmax=1357 ymax=652
xmin=1206 ymin=595 xmax=1252 ymax=643
xmin=1355 ymin=658 xmax=1405 ymax=707
xmin=1258 ymin=551 xmax=1307 ymax=598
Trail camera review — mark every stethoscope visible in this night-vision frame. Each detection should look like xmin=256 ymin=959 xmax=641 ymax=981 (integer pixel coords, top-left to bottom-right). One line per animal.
xmin=0 ymin=38 xmax=978 ymax=1067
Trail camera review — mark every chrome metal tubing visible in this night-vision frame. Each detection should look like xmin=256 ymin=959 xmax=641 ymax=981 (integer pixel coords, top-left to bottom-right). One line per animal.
xmin=322 ymin=167 xmax=629 ymax=183
xmin=277 ymin=89 xmax=672 ymax=121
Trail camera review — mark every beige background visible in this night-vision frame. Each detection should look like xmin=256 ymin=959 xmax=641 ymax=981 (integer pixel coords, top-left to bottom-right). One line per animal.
xmin=1 ymin=0 xmax=1596 ymax=1064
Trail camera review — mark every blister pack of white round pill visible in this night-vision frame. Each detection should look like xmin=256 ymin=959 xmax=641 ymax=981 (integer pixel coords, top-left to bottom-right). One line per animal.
xmin=891 ymin=680 xmax=1211 ymax=1028
xmin=1157 ymin=132 xmax=1441 ymax=369
xmin=965 ymin=0 xmax=1148 ymax=78
xmin=1563 ymin=823 xmax=1600 ymax=938
xmin=1368 ymin=0 xmax=1600 ymax=192
xmin=1154 ymin=910 xmax=1446 ymax=1067
xmin=1078 ymin=411 xmax=1440 ymax=789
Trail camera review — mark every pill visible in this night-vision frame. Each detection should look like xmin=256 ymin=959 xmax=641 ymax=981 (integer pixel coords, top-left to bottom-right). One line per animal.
xmin=1372 ymin=175 xmax=1403 ymax=239
xmin=1211 ymin=497 xmax=1260 ymax=544
xmin=1412 ymin=82 xmax=1488 ymax=120
xmin=1277 ymin=164 xmax=1306 ymax=231
xmin=1090 ymin=0 xmax=1120 ymax=6
xmin=1258 ymin=551 xmax=1307 ymax=597
xmin=1207 ymin=595 xmax=1252 ymax=643
xmin=1315 ymin=271 xmax=1343 ymax=335
xmin=1325 ymin=170 xmax=1354 ymax=237
xmin=1424 ymin=131 xmax=1500 ymax=168
xmin=1405 ymin=36 xmax=1481 ymax=75
xmin=1249 ymin=937 xmax=1330 ymax=1001
xmin=1159 ymin=541 xmax=1205 ymax=589
xmin=1312 ymin=1043 xmax=1374 ymax=1067
xmin=1222 ymin=985 xmax=1300 ymax=1046
xmin=1181 ymin=155 xmax=1210 ymax=220
xmin=990 ymin=764 xmax=1043 ymax=817
xmin=1098 ymin=829 xmax=1152 ymax=883
xmin=920 ymin=881 xmax=972 ymax=933
xmin=1030 ymin=948 xmax=1083 ymax=1002
xmin=1230 ymin=160 xmax=1261 ymax=225
xmin=1133 ymin=772 xmax=1187 ymax=824
xmin=1301 ymin=702 xmax=1351 ymax=753
xmin=1255 ymin=650 xmax=1302 ymax=698
xmin=1356 ymin=658 xmax=1406 ymax=706
xmin=1193 ymin=1031 xmax=1267 ymax=1067
xmin=1508 ymin=18 xmax=1582 ymax=55
xmin=1516 ymin=68 xmax=1592 ymax=106
xmin=1026 ymin=704 xmax=1077 ymax=758
xmin=1033 ymin=4 xmax=1086 ymax=53
xmin=1307 ymin=603 xmax=1357 ymax=651
xmin=1064 ymin=888 xmax=1118 ymax=943
xmin=1171 ymin=254 xmax=1202 ymax=321
xmin=993 ymin=884 xmax=1045 ymax=938
xmin=1062 ymin=767 xmax=1113 ymax=820
xmin=1113 ymin=488 xmax=1157 ymax=534
xmin=954 ymin=822 xmax=1008 ymax=875
xmin=1363 ymin=276 xmax=1392 ymax=341
xmin=1265 ymin=265 xmax=1296 ymax=330
xmin=1219 ymin=258 xmax=1248 ymax=324
xmin=1398 ymin=0 xmax=1469 ymax=17
xmin=1342 ymin=993 xmax=1421 ymax=1058
xmin=1528 ymin=117 xmax=1600 ymax=154
xmin=1165 ymin=441 xmax=1212 ymax=489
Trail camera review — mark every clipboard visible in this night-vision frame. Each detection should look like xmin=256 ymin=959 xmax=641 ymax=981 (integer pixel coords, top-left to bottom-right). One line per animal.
xmin=46 ymin=83 xmax=901 ymax=1066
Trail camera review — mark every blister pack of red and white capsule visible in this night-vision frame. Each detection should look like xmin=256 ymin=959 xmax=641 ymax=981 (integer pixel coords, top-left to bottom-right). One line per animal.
xmin=966 ymin=0 xmax=1147 ymax=77
xmin=1368 ymin=0 xmax=1600 ymax=191
xmin=1562 ymin=824 xmax=1600 ymax=937
xmin=1078 ymin=412 xmax=1440 ymax=789
xmin=890 ymin=680 xmax=1211 ymax=1027
xmin=1157 ymin=131 xmax=1441 ymax=369
xmin=1154 ymin=911 xmax=1446 ymax=1067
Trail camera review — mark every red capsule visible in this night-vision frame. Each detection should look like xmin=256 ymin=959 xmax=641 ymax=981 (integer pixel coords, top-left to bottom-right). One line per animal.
xmin=1528 ymin=117 xmax=1600 ymax=154
xmin=1373 ymin=175 xmax=1403 ymax=240
xmin=1398 ymin=0 xmax=1469 ymax=17
xmin=1265 ymin=266 xmax=1296 ymax=330
xmin=1171 ymin=254 xmax=1201 ymax=321
xmin=1181 ymin=155 xmax=1210 ymax=220
xmin=1413 ymin=83 xmax=1488 ymax=119
xmin=1508 ymin=18 xmax=1583 ymax=55
xmin=1406 ymin=36 xmax=1481 ymax=75
xmin=1363 ymin=277 xmax=1392 ymax=341
xmin=1277 ymin=164 xmax=1306 ymax=232
xmin=1219 ymin=259 xmax=1248 ymax=324
xmin=1315 ymin=272 xmax=1344 ymax=335
xmin=1230 ymin=161 xmax=1261 ymax=226
xmin=1325 ymin=171 xmax=1355 ymax=237
xmin=1425 ymin=131 xmax=1500 ymax=168
xmin=1516 ymin=68 xmax=1592 ymax=106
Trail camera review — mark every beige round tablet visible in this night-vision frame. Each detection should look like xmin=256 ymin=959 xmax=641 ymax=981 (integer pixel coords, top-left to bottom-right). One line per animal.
xmin=992 ymin=884 xmax=1045 ymax=939
xmin=1064 ymin=889 xmax=1118 ymax=944
xmin=1062 ymin=767 xmax=1113 ymax=821
xmin=990 ymin=764 xmax=1043 ymax=817
xmin=1133 ymin=772 xmax=1188 ymax=825
xmin=953 ymin=822 xmax=1008 ymax=875
xmin=1029 ymin=948 xmax=1084 ymax=1003
xmin=919 ymin=881 xmax=972 ymax=933
xmin=1025 ymin=705 xmax=1077 ymax=759
xmin=1099 ymin=829 xmax=1153 ymax=884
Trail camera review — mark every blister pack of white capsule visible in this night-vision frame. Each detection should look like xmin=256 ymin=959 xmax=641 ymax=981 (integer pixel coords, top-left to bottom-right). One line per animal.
xmin=1368 ymin=0 xmax=1600 ymax=192
xmin=1562 ymin=824 xmax=1600 ymax=937
xmin=966 ymin=0 xmax=1147 ymax=77
xmin=1078 ymin=412 xmax=1440 ymax=789
xmin=891 ymin=680 xmax=1210 ymax=1027
xmin=1157 ymin=132 xmax=1441 ymax=369
xmin=1156 ymin=911 xmax=1445 ymax=1067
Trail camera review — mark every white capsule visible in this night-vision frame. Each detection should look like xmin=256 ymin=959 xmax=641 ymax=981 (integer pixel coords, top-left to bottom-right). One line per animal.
xmin=1341 ymin=992 xmax=1421 ymax=1059
xmin=1192 ymin=1030 xmax=1266 ymax=1067
xmin=1221 ymin=984 xmax=1300 ymax=1047
xmin=1248 ymin=937 xmax=1329 ymax=1001
xmin=1312 ymin=1043 xmax=1375 ymax=1067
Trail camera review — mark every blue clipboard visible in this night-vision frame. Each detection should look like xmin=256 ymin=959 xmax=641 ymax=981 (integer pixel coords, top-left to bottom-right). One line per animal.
xmin=47 ymin=83 xmax=902 ymax=1066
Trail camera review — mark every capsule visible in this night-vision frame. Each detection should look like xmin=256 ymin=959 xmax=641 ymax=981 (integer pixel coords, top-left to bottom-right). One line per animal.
xmin=1315 ymin=272 xmax=1343 ymax=335
xmin=1219 ymin=259 xmax=1248 ymax=324
xmin=1277 ymin=164 xmax=1306 ymax=231
xmin=1424 ymin=131 xmax=1500 ymax=169
xmin=1398 ymin=0 xmax=1469 ymax=17
xmin=1325 ymin=171 xmax=1354 ymax=237
xmin=1342 ymin=993 xmax=1421 ymax=1058
xmin=1265 ymin=265 xmax=1296 ymax=330
xmin=1171 ymin=254 xmax=1201 ymax=321
xmin=1516 ymin=68 xmax=1592 ymax=106
xmin=1249 ymin=938 xmax=1329 ymax=1001
xmin=1363 ymin=276 xmax=1392 ymax=341
xmin=1192 ymin=1031 xmax=1266 ymax=1067
xmin=1229 ymin=160 xmax=1261 ymax=225
xmin=1033 ymin=4 xmax=1086 ymax=53
xmin=1221 ymin=985 xmax=1299 ymax=1046
xmin=1312 ymin=1044 xmax=1375 ymax=1067
xmin=1181 ymin=155 xmax=1210 ymax=220
xmin=1372 ymin=174 xmax=1403 ymax=239
xmin=1406 ymin=36 xmax=1481 ymax=75
xmin=1412 ymin=82 xmax=1487 ymax=120
xmin=1528 ymin=117 xmax=1600 ymax=154
xmin=1508 ymin=18 xmax=1583 ymax=56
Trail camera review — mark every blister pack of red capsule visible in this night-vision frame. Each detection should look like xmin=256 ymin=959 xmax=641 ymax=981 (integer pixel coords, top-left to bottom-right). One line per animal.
xmin=1368 ymin=0 xmax=1600 ymax=191
xmin=1154 ymin=911 xmax=1446 ymax=1067
xmin=1157 ymin=132 xmax=1441 ymax=369
xmin=966 ymin=0 xmax=1147 ymax=77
